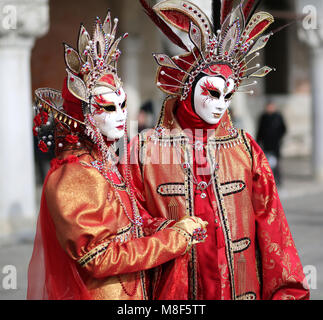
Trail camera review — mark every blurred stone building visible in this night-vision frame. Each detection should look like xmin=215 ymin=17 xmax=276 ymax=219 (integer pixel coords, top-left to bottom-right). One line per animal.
xmin=31 ymin=0 xmax=313 ymax=155
xmin=0 ymin=0 xmax=321 ymax=241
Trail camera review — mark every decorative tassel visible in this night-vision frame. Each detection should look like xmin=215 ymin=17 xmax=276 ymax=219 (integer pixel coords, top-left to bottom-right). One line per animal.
xmin=237 ymin=253 xmax=247 ymax=296
xmin=168 ymin=198 xmax=179 ymax=221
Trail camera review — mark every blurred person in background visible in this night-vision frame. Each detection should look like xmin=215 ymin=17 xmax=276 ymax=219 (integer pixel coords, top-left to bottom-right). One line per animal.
xmin=27 ymin=11 xmax=207 ymax=300
xmin=138 ymin=100 xmax=155 ymax=133
xmin=257 ymin=101 xmax=287 ymax=186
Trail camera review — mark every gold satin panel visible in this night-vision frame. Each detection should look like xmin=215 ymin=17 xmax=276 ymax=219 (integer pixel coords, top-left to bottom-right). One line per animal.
xmin=44 ymin=152 xmax=190 ymax=300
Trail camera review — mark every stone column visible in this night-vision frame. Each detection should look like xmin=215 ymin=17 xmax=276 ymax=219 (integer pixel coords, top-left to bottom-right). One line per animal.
xmin=118 ymin=0 xmax=142 ymax=139
xmin=0 ymin=0 xmax=49 ymax=242
xmin=122 ymin=36 xmax=142 ymax=139
xmin=296 ymin=0 xmax=323 ymax=181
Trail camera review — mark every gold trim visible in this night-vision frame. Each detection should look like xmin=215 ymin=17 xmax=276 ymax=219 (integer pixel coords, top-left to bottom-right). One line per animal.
xmin=170 ymin=226 xmax=192 ymax=255
xmin=241 ymin=12 xmax=274 ymax=43
xmin=156 ymin=219 xmax=174 ymax=232
xmin=35 ymin=88 xmax=85 ymax=127
xmin=116 ymin=223 xmax=132 ymax=235
xmin=78 ymin=241 xmax=111 ymax=267
xmin=208 ymin=147 xmax=236 ymax=300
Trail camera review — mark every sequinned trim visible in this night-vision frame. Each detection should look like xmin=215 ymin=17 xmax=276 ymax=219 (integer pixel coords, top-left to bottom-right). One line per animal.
xmin=156 ymin=219 xmax=174 ymax=232
xmin=116 ymin=223 xmax=132 ymax=236
xmin=114 ymin=227 xmax=135 ymax=244
xmin=78 ymin=241 xmax=111 ymax=267
xmin=211 ymin=171 xmax=236 ymax=299
xmin=220 ymin=181 xmax=246 ymax=196
xmin=236 ymin=292 xmax=257 ymax=300
xmin=78 ymin=225 xmax=135 ymax=267
xmin=157 ymin=183 xmax=185 ymax=196
xmin=232 ymin=237 xmax=251 ymax=253
xmin=170 ymin=226 xmax=192 ymax=255
xmin=91 ymin=160 xmax=126 ymax=191
xmin=241 ymin=130 xmax=252 ymax=160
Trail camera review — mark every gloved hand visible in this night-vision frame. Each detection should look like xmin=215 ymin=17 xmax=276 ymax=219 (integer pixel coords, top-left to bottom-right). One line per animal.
xmin=172 ymin=216 xmax=208 ymax=247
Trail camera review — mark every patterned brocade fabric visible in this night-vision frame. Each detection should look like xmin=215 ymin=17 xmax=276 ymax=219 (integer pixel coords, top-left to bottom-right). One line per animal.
xmin=127 ymin=97 xmax=310 ymax=300
xmin=248 ymin=133 xmax=309 ymax=300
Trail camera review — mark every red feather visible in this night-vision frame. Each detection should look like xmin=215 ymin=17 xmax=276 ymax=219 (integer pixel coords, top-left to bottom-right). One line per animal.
xmin=139 ymin=0 xmax=189 ymax=52
xmin=221 ymin=0 xmax=262 ymax=24
xmin=242 ymin=0 xmax=262 ymax=22
xmin=221 ymin=0 xmax=234 ymax=24
xmin=242 ymin=0 xmax=257 ymax=20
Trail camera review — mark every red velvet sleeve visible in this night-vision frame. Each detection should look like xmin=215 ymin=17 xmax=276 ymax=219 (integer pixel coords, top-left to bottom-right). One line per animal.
xmin=247 ymin=132 xmax=310 ymax=300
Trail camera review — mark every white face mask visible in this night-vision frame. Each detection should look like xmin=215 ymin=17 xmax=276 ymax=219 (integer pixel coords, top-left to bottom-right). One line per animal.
xmin=193 ymin=76 xmax=235 ymax=125
xmin=91 ymin=86 xmax=127 ymax=141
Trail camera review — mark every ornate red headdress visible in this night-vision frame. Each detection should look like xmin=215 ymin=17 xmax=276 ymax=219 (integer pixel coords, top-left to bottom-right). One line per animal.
xmin=140 ymin=0 xmax=275 ymax=100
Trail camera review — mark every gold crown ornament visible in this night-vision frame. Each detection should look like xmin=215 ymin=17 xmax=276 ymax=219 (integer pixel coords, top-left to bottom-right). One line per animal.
xmin=33 ymin=11 xmax=127 ymax=153
xmin=64 ymin=12 xmax=128 ymax=104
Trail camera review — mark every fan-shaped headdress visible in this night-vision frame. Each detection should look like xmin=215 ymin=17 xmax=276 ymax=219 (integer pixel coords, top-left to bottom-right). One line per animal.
xmin=140 ymin=0 xmax=275 ymax=100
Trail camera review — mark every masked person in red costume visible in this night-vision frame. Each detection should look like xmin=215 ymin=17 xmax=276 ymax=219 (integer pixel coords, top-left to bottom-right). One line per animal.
xmin=27 ymin=11 xmax=208 ymax=300
xmin=127 ymin=0 xmax=310 ymax=300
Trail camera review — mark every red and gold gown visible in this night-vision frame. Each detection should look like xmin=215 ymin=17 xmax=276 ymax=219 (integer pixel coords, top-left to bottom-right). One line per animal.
xmin=127 ymin=95 xmax=310 ymax=300
xmin=27 ymin=143 xmax=193 ymax=300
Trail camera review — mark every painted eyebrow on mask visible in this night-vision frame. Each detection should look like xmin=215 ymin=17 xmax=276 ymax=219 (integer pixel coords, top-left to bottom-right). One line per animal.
xmin=200 ymin=79 xmax=221 ymax=99
xmin=200 ymin=79 xmax=234 ymax=99
xmin=93 ymin=94 xmax=115 ymax=106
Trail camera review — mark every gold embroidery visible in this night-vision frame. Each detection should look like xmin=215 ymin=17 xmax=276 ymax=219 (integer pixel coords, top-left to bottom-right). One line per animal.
xmin=267 ymin=208 xmax=278 ymax=225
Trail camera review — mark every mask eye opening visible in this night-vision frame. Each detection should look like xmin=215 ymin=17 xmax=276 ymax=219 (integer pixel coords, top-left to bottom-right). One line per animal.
xmin=224 ymin=92 xmax=234 ymax=101
xmin=101 ymin=104 xmax=116 ymax=112
xmin=121 ymin=100 xmax=127 ymax=109
xmin=208 ymin=89 xmax=221 ymax=99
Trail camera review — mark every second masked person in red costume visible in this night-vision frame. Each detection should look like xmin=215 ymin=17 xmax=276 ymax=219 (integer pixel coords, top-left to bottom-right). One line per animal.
xmin=126 ymin=0 xmax=310 ymax=300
